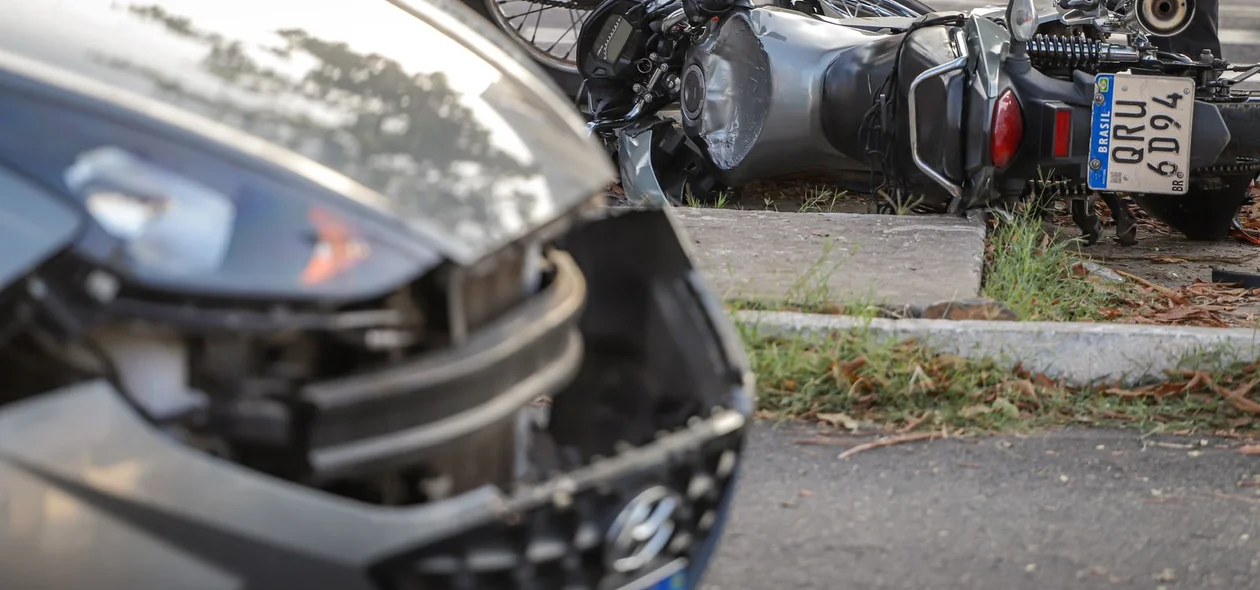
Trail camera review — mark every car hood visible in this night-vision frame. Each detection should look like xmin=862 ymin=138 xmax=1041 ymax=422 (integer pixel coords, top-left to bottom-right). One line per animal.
xmin=0 ymin=0 xmax=614 ymax=265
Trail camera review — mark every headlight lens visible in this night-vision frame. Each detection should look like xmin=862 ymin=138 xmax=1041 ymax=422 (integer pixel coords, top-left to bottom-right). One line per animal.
xmin=65 ymin=146 xmax=236 ymax=277
xmin=0 ymin=89 xmax=439 ymax=299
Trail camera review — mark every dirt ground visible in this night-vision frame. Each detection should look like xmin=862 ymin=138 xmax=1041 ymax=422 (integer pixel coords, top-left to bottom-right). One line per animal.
xmin=1045 ymin=195 xmax=1260 ymax=328
xmin=1051 ymin=197 xmax=1260 ymax=287
xmin=1078 ymin=228 xmax=1260 ymax=286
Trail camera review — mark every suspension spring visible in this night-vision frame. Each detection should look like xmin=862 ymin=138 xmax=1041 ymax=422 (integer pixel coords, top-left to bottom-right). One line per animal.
xmin=1027 ymin=34 xmax=1105 ymax=69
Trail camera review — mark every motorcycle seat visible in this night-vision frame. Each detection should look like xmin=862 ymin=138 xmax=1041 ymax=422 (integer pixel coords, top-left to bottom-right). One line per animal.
xmin=814 ymin=16 xmax=915 ymax=33
xmin=815 ymin=11 xmax=968 ymax=34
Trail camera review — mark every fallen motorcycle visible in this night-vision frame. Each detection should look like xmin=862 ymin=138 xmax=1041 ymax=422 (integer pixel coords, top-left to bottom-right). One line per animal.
xmin=575 ymin=0 xmax=1260 ymax=242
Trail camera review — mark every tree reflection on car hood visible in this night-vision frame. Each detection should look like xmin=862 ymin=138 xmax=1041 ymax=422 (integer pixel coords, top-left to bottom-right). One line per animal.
xmin=0 ymin=0 xmax=614 ymax=263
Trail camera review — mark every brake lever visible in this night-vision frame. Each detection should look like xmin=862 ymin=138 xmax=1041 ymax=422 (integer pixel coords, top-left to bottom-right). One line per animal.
xmin=1225 ymin=64 xmax=1260 ymax=85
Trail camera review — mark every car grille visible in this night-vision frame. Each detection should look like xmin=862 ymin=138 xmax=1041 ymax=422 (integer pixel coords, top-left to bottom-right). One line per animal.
xmin=372 ymin=414 xmax=744 ymax=590
xmin=300 ymin=250 xmax=586 ymax=491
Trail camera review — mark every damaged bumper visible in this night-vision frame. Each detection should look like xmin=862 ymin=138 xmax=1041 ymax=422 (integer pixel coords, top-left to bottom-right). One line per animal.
xmin=0 ymin=208 xmax=750 ymax=590
xmin=377 ymin=207 xmax=754 ymax=589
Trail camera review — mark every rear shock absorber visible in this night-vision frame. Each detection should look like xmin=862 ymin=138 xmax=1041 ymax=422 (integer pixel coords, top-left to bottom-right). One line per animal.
xmin=1027 ymin=34 xmax=1140 ymax=69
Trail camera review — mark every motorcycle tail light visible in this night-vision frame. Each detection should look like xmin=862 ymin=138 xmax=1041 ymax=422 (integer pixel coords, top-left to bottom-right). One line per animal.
xmin=990 ymin=89 xmax=1024 ymax=169
xmin=1052 ymin=109 xmax=1072 ymax=158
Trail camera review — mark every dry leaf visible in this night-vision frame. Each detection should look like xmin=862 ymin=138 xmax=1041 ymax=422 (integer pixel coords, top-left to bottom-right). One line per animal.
xmin=959 ymin=404 xmax=993 ymax=418
xmin=992 ymin=398 xmax=1021 ymax=419
xmin=817 ymin=412 xmax=860 ymax=431
xmin=1217 ymin=379 xmax=1260 ymax=414
xmin=1006 ymin=379 xmax=1038 ymax=399
xmin=934 ymin=354 xmax=969 ymax=370
xmin=1238 ymin=445 xmax=1260 ymax=456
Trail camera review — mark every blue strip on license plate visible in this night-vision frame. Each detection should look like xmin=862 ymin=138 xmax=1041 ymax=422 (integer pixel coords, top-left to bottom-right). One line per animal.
xmin=1087 ymin=73 xmax=1116 ymax=191
xmin=616 ymin=558 xmax=688 ymax=590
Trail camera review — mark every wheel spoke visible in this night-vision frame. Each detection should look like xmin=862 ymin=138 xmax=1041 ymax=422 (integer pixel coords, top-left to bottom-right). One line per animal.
xmin=485 ymin=0 xmax=590 ymax=71
xmin=486 ymin=0 xmax=929 ymax=74
xmin=561 ymin=8 xmax=584 ymax=59
xmin=543 ymin=15 xmax=580 ymax=52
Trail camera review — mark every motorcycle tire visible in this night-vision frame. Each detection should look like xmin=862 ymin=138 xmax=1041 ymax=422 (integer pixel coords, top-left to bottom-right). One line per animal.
xmin=1216 ymin=101 xmax=1260 ymax=162
xmin=1132 ymin=175 xmax=1252 ymax=241
xmin=458 ymin=0 xmax=584 ymax=99
xmin=1132 ymin=102 xmax=1260 ymax=241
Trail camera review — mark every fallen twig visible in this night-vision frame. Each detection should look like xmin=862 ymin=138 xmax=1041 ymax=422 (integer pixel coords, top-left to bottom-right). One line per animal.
xmin=837 ymin=431 xmax=943 ymax=460
xmin=794 ymin=437 xmax=861 ymax=447
xmin=1238 ymin=444 xmax=1260 ymax=456
xmin=1208 ymin=492 xmax=1260 ymax=505
xmin=1114 ymin=269 xmax=1188 ymax=304
xmin=899 ymin=413 xmax=931 ymax=433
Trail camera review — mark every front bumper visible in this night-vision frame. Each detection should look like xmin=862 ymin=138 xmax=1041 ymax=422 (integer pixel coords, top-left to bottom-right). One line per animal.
xmin=374 ymin=207 xmax=754 ymax=590
xmin=0 ymin=208 xmax=751 ymax=590
xmin=377 ymin=407 xmax=746 ymax=590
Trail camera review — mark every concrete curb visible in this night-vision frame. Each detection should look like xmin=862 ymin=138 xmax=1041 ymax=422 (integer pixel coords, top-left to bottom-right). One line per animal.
xmin=735 ymin=310 xmax=1260 ymax=386
xmin=672 ymin=208 xmax=988 ymax=307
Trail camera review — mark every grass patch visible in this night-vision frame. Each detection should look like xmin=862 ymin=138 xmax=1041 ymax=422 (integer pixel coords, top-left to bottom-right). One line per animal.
xmin=683 ymin=187 xmax=733 ymax=209
xmin=982 ymin=208 xmax=1115 ymax=322
xmin=795 ymin=186 xmax=848 ymax=213
xmin=744 ymin=326 xmax=1260 ymax=435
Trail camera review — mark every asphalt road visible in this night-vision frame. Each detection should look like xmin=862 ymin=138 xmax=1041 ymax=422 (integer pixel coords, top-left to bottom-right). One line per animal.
xmin=701 ymin=423 xmax=1260 ymax=589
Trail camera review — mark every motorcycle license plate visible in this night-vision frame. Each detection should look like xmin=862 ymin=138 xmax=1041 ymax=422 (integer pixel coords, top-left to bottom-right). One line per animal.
xmin=614 ymin=558 xmax=687 ymax=590
xmin=1087 ymin=73 xmax=1195 ymax=195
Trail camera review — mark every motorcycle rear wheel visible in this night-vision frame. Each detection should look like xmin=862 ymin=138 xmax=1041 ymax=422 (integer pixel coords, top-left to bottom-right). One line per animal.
xmin=811 ymin=0 xmax=932 ymax=18
xmin=459 ymin=0 xmax=591 ymax=98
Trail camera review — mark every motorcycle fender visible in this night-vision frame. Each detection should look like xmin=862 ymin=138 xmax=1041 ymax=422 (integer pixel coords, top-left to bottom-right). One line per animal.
xmin=1187 ymin=100 xmax=1229 ymax=170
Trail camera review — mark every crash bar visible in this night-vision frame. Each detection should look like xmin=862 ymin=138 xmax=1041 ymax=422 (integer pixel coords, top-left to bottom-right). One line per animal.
xmin=907 ymin=28 xmax=970 ymax=200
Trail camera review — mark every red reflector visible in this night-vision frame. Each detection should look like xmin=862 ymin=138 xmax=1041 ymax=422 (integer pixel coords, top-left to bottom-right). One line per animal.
xmin=990 ymin=90 xmax=1024 ymax=169
xmin=1053 ymin=109 xmax=1072 ymax=158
